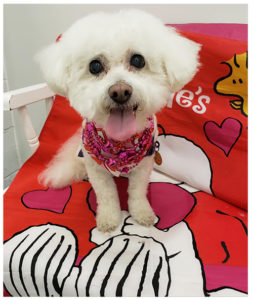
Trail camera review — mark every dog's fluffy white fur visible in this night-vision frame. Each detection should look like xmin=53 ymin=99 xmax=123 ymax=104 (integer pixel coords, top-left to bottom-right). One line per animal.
xmin=36 ymin=10 xmax=200 ymax=232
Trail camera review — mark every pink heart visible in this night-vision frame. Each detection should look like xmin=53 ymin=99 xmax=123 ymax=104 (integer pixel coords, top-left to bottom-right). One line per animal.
xmin=204 ymin=118 xmax=242 ymax=156
xmin=88 ymin=177 xmax=195 ymax=229
xmin=22 ymin=186 xmax=72 ymax=213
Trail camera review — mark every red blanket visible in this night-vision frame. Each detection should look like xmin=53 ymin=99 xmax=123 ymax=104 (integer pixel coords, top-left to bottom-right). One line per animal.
xmin=4 ymin=25 xmax=247 ymax=296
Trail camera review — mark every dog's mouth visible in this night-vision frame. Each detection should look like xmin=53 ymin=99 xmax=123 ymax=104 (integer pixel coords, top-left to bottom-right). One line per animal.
xmin=105 ymin=105 xmax=139 ymax=141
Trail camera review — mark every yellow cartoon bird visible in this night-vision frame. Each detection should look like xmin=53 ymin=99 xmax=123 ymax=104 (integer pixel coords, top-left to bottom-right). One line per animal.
xmin=214 ymin=52 xmax=248 ymax=116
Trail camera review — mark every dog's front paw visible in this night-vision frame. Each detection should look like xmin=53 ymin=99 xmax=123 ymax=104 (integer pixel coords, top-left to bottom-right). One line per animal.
xmin=96 ymin=208 xmax=121 ymax=232
xmin=129 ymin=199 xmax=155 ymax=227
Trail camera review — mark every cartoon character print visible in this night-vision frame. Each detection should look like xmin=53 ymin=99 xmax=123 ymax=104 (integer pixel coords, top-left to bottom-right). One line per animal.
xmin=154 ymin=125 xmax=214 ymax=195
xmin=21 ymin=186 xmax=72 ymax=213
xmin=214 ymin=52 xmax=248 ymax=117
xmin=204 ymin=117 xmax=242 ymax=156
xmin=4 ymin=135 xmax=247 ymax=297
xmin=4 ymin=173 xmax=246 ymax=297
xmin=4 ymin=218 xmax=206 ymax=297
xmin=4 ymin=173 xmax=203 ymax=297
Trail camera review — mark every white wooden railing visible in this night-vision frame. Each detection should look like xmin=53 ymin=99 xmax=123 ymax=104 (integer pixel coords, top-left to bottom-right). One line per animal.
xmin=4 ymin=83 xmax=55 ymax=152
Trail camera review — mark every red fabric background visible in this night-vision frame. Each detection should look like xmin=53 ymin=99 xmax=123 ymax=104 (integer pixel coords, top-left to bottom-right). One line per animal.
xmin=4 ymin=29 xmax=247 ymax=295
xmin=157 ymin=31 xmax=247 ymax=209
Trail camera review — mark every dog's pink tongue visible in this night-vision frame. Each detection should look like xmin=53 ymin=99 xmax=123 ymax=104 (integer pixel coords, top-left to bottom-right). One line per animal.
xmin=106 ymin=110 xmax=137 ymax=141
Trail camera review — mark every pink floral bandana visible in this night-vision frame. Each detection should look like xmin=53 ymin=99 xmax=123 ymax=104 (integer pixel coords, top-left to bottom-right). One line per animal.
xmin=81 ymin=117 xmax=155 ymax=176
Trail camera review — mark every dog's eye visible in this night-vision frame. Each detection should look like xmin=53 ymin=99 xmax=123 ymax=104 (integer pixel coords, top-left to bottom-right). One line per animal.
xmin=130 ymin=54 xmax=145 ymax=69
xmin=89 ymin=60 xmax=104 ymax=75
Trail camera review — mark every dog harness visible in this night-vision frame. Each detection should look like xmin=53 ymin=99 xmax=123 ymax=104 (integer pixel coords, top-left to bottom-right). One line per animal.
xmin=79 ymin=117 xmax=156 ymax=176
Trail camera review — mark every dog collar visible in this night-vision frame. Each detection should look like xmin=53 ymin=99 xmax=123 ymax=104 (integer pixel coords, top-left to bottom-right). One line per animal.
xmin=81 ymin=117 xmax=155 ymax=176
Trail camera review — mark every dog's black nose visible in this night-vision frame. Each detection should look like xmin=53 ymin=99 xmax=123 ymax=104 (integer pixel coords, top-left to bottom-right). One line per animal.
xmin=108 ymin=82 xmax=132 ymax=104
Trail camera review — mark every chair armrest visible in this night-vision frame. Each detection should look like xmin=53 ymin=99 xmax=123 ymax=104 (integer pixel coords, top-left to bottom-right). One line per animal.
xmin=4 ymin=83 xmax=55 ymax=111
xmin=4 ymin=83 xmax=56 ymax=153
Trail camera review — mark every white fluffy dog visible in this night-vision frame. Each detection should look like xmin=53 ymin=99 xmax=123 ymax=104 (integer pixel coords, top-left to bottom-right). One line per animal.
xmin=36 ymin=10 xmax=200 ymax=232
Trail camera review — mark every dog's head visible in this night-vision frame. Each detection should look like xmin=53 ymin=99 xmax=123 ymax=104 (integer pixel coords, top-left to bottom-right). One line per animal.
xmin=36 ymin=10 xmax=201 ymax=141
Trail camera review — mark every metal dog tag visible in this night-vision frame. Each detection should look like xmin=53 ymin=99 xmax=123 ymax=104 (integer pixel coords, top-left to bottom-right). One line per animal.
xmin=154 ymin=151 xmax=162 ymax=165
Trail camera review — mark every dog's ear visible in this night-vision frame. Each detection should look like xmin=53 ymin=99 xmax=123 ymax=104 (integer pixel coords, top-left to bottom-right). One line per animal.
xmin=162 ymin=28 xmax=201 ymax=92
xmin=34 ymin=36 xmax=69 ymax=97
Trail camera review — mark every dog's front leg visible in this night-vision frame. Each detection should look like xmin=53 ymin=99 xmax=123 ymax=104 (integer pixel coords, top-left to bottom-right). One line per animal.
xmin=128 ymin=157 xmax=155 ymax=226
xmin=84 ymin=151 xmax=121 ymax=232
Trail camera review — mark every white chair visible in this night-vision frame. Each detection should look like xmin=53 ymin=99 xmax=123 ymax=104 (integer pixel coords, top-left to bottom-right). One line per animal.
xmin=3 ymin=83 xmax=55 ymax=192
